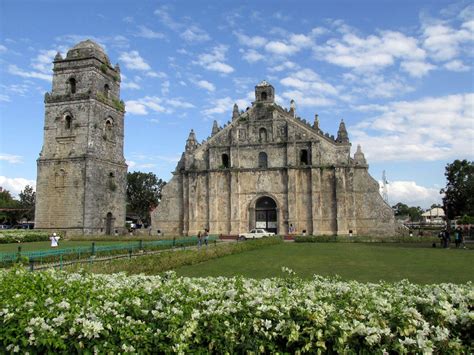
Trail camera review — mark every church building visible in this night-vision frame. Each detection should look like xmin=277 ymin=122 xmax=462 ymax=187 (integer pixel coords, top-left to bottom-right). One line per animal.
xmin=152 ymin=81 xmax=395 ymax=236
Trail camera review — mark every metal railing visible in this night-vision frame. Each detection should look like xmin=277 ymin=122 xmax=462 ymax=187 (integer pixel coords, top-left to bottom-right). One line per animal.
xmin=0 ymin=236 xmax=218 ymax=269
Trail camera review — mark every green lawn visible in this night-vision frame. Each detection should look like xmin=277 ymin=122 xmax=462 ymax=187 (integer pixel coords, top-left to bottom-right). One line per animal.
xmin=0 ymin=240 xmax=128 ymax=253
xmin=174 ymin=242 xmax=474 ymax=284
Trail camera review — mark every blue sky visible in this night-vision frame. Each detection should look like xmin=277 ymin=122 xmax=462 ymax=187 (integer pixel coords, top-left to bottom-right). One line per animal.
xmin=0 ymin=0 xmax=473 ymax=209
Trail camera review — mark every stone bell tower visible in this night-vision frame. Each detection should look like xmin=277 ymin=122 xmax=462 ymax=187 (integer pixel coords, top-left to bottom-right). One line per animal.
xmin=35 ymin=40 xmax=127 ymax=235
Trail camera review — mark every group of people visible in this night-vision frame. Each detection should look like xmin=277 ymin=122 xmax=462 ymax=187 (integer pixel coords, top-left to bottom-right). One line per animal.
xmin=438 ymin=228 xmax=465 ymax=248
xmin=197 ymin=228 xmax=209 ymax=248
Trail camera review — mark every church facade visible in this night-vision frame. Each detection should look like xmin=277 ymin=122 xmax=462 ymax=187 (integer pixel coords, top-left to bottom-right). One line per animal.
xmin=152 ymin=81 xmax=395 ymax=236
xmin=34 ymin=40 xmax=127 ymax=235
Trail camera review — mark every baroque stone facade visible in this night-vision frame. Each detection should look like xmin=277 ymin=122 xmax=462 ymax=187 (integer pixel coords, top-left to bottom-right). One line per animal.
xmin=152 ymin=81 xmax=395 ymax=236
xmin=35 ymin=40 xmax=127 ymax=235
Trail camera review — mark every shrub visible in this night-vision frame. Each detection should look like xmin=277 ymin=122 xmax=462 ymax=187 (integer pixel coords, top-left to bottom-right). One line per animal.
xmin=0 ymin=230 xmax=50 ymax=244
xmin=294 ymin=235 xmax=439 ymax=244
xmin=0 ymin=268 xmax=471 ymax=353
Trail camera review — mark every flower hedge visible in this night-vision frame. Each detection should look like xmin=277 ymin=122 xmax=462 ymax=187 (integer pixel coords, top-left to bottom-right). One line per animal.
xmin=0 ymin=230 xmax=50 ymax=244
xmin=1 ymin=268 xmax=472 ymax=353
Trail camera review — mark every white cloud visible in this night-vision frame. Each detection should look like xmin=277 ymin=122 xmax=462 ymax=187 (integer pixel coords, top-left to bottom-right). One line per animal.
xmin=31 ymin=49 xmax=57 ymax=74
xmin=400 ymin=60 xmax=436 ymax=77
xmin=343 ymin=72 xmax=414 ymax=99
xmin=241 ymin=49 xmax=264 ymax=63
xmin=121 ymin=81 xmax=141 ymax=90
xmin=181 ymin=26 xmax=210 ymax=42
xmin=0 ymin=176 xmax=36 ymax=197
xmin=0 ymin=44 xmax=7 ymax=53
xmin=422 ymin=23 xmax=472 ymax=62
xmin=136 ymin=26 xmax=165 ymax=39
xmin=154 ymin=6 xmax=181 ymax=31
xmin=265 ymin=41 xmax=299 ymax=55
xmin=8 ymin=64 xmax=51 ymax=81
xmin=234 ymin=32 xmax=267 ymax=47
xmin=125 ymin=96 xmax=194 ymax=115
xmin=444 ymin=59 xmax=470 ymax=72
xmin=0 ymin=94 xmax=10 ymax=102
xmin=195 ymin=80 xmax=215 ymax=92
xmin=351 ymin=93 xmax=474 ymax=162
xmin=279 ymin=68 xmax=339 ymax=107
xmin=0 ymin=154 xmax=23 ymax=164
xmin=119 ymin=51 xmax=151 ymax=71
xmin=269 ymin=61 xmax=298 ymax=72
xmin=202 ymin=97 xmax=234 ymax=116
xmin=194 ymin=45 xmax=234 ymax=74
xmin=315 ymin=30 xmax=427 ymax=74
xmin=386 ymin=180 xmax=442 ymax=208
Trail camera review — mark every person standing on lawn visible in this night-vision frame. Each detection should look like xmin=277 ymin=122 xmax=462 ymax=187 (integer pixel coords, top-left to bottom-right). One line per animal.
xmin=50 ymin=232 xmax=60 ymax=248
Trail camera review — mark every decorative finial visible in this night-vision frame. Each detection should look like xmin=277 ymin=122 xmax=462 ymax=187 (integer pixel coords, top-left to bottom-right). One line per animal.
xmin=185 ymin=129 xmax=198 ymax=152
xmin=289 ymin=99 xmax=296 ymax=117
xmin=54 ymin=52 xmax=63 ymax=61
xmin=212 ymin=120 xmax=220 ymax=135
xmin=336 ymin=119 xmax=349 ymax=144
xmin=114 ymin=63 xmax=121 ymax=73
xmin=313 ymin=114 xmax=320 ymax=130
xmin=354 ymin=144 xmax=367 ymax=166
xmin=232 ymin=103 xmax=239 ymax=120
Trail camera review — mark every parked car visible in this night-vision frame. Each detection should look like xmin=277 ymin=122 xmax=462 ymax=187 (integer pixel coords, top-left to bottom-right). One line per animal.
xmin=0 ymin=224 xmax=12 ymax=229
xmin=238 ymin=229 xmax=275 ymax=240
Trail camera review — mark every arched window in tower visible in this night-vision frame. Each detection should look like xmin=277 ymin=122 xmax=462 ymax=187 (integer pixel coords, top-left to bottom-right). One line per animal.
xmin=108 ymin=172 xmax=117 ymax=191
xmin=222 ymin=153 xmax=230 ymax=168
xmin=104 ymin=84 xmax=110 ymax=98
xmin=69 ymin=78 xmax=76 ymax=94
xmin=65 ymin=115 xmax=72 ymax=130
xmin=300 ymin=149 xmax=309 ymax=165
xmin=259 ymin=128 xmax=267 ymax=142
xmin=258 ymin=152 xmax=268 ymax=168
xmin=55 ymin=169 xmax=66 ymax=188
xmin=261 ymin=91 xmax=267 ymax=101
xmin=104 ymin=117 xmax=114 ymax=141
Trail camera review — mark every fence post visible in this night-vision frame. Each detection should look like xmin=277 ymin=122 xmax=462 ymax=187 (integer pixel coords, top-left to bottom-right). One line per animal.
xmin=91 ymin=242 xmax=95 ymax=256
xmin=139 ymin=239 xmax=143 ymax=251
xmin=128 ymin=248 xmax=132 ymax=259
xmin=17 ymin=246 xmax=22 ymax=261
xmin=173 ymin=237 xmax=176 ymax=247
xmin=60 ymin=254 xmax=63 ymax=270
xmin=29 ymin=258 xmax=34 ymax=272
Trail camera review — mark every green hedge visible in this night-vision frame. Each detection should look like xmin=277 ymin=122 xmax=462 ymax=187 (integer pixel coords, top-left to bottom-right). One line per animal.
xmin=0 ymin=230 xmax=50 ymax=244
xmin=68 ymin=237 xmax=282 ymax=275
xmin=294 ymin=235 xmax=439 ymax=243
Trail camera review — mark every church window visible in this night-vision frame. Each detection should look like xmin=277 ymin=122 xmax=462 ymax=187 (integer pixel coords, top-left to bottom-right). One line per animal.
xmin=104 ymin=117 xmax=114 ymax=141
xmin=55 ymin=169 xmax=66 ymax=188
xmin=69 ymin=78 xmax=76 ymax=94
xmin=300 ymin=149 xmax=309 ymax=165
xmin=259 ymin=128 xmax=267 ymax=142
xmin=104 ymin=84 xmax=110 ymax=98
xmin=258 ymin=152 xmax=268 ymax=168
xmin=261 ymin=91 xmax=267 ymax=101
xmin=65 ymin=115 xmax=72 ymax=130
xmin=222 ymin=154 xmax=230 ymax=168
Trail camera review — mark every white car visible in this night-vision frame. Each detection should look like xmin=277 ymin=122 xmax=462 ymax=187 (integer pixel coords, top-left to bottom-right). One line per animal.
xmin=238 ymin=229 xmax=275 ymax=240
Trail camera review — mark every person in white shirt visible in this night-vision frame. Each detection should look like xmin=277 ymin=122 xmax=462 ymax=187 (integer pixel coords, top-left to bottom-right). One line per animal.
xmin=50 ymin=232 xmax=60 ymax=248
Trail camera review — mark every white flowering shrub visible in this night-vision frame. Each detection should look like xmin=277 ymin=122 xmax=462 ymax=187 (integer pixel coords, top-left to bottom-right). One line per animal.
xmin=0 ymin=230 xmax=50 ymax=244
xmin=0 ymin=268 xmax=472 ymax=353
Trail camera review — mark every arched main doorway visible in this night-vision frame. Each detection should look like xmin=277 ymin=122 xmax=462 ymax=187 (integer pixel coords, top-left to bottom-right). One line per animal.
xmin=255 ymin=196 xmax=277 ymax=234
xmin=105 ymin=212 xmax=113 ymax=235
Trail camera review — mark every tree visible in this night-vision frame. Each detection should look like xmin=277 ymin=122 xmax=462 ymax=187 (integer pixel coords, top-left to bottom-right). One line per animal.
xmin=392 ymin=202 xmax=423 ymax=221
xmin=441 ymin=159 xmax=474 ymax=220
xmin=126 ymin=172 xmax=166 ymax=224
xmin=392 ymin=202 xmax=410 ymax=216
xmin=0 ymin=189 xmax=22 ymax=224
xmin=19 ymin=185 xmax=36 ymax=221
